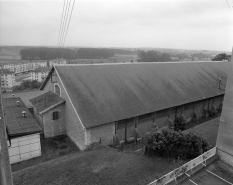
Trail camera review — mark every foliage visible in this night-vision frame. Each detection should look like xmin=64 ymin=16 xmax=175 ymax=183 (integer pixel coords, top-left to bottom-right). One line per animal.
xmin=13 ymin=80 xmax=42 ymax=92
xmin=174 ymin=114 xmax=186 ymax=131
xmin=212 ymin=53 xmax=231 ymax=61
xmin=192 ymin=52 xmax=210 ymax=59
xmin=137 ymin=50 xmax=171 ymax=62
xmin=76 ymin=48 xmax=114 ymax=59
xmin=20 ymin=47 xmax=138 ymax=60
xmin=20 ymin=47 xmax=77 ymax=60
xmin=144 ymin=128 xmax=210 ymax=160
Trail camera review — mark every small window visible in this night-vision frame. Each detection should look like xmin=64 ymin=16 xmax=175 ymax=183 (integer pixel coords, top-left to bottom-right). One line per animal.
xmin=116 ymin=119 xmax=126 ymax=129
xmin=116 ymin=118 xmax=134 ymax=129
xmin=54 ymin=84 xmax=61 ymax=96
xmin=138 ymin=113 xmax=153 ymax=122
xmin=184 ymin=104 xmax=189 ymax=110
xmin=52 ymin=111 xmax=61 ymax=120
xmin=156 ymin=109 xmax=169 ymax=118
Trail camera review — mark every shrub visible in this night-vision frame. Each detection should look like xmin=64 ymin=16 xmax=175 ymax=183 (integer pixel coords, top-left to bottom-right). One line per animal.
xmin=174 ymin=114 xmax=186 ymax=131
xmin=144 ymin=128 xmax=210 ymax=160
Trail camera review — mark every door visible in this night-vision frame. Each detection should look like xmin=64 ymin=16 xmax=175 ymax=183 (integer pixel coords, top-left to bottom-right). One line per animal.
xmin=115 ymin=118 xmax=135 ymax=142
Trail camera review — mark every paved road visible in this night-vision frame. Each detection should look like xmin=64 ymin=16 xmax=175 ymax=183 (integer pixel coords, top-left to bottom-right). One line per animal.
xmin=180 ymin=161 xmax=233 ymax=185
xmin=3 ymin=90 xmax=42 ymax=107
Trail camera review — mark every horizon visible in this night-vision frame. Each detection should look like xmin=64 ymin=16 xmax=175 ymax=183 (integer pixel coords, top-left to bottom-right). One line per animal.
xmin=0 ymin=45 xmax=231 ymax=53
xmin=1 ymin=0 xmax=233 ymax=51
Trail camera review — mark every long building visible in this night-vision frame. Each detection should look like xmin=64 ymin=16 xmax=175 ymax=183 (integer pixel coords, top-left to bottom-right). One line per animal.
xmin=0 ymin=69 xmax=15 ymax=88
xmin=3 ymin=61 xmax=47 ymax=74
xmin=30 ymin=61 xmax=229 ymax=150
xmin=30 ymin=67 xmax=51 ymax=82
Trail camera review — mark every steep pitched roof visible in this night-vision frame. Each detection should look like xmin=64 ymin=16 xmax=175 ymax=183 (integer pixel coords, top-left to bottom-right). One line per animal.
xmin=4 ymin=97 xmax=42 ymax=137
xmin=45 ymin=61 xmax=229 ymax=128
xmin=29 ymin=91 xmax=65 ymax=114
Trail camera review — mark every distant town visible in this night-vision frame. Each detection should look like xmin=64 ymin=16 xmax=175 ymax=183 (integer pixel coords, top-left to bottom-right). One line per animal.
xmin=0 ymin=46 xmax=231 ymax=93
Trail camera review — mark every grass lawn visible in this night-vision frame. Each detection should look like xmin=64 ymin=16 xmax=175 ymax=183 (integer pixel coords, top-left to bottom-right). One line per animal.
xmin=13 ymin=146 xmax=186 ymax=185
xmin=183 ymin=117 xmax=220 ymax=147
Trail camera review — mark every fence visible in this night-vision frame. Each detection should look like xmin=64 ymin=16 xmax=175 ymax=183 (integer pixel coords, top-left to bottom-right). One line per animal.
xmin=148 ymin=146 xmax=217 ymax=185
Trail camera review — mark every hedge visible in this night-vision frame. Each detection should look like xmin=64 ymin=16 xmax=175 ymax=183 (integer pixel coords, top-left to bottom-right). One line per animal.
xmin=144 ymin=128 xmax=211 ymax=160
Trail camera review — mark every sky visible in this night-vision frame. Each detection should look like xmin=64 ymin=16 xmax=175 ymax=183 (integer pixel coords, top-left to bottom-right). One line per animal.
xmin=0 ymin=0 xmax=233 ymax=51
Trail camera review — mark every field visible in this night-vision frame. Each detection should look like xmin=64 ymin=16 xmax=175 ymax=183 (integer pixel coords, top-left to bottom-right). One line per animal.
xmin=68 ymin=54 xmax=139 ymax=64
xmin=0 ymin=51 xmax=21 ymax=64
xmin=13 ymin=146 xmax=186 ymax=185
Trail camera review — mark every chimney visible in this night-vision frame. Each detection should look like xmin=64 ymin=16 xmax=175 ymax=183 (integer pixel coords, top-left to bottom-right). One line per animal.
xmin=16 ymin=101 xmax=20 ymax=106
xmin=22 ymin=111 xmax=26 ymax=118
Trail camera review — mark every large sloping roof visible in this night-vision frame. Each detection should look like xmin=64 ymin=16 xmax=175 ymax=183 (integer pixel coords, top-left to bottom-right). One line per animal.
xmin=53 ymin=61 xmax=229 ymax=128
xmin=4 ymin=97 xmax=42 ymax=137
xmin=29 ymin=91 xmax=65 ymax=114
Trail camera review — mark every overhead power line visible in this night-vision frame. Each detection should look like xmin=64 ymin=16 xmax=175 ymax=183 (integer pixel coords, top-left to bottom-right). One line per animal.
xmin=225 ymin=0 xmax=233 ymax=14
xmin=58 ymin=0 xmax=70 ymax=58
xmin=61 ymin=0 xmax=76 ymax=57
xmin=56 ymin=0 xmax=67 ymax=58
xmin=56 ymin=0 xmax=75 ymax=58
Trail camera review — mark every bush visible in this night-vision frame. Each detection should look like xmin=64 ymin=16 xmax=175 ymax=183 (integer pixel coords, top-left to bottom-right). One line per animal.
xmin=174 ymin=114 xmax=186 ymax=131
xmin=144 ymin=128 xmax=210 ymax=160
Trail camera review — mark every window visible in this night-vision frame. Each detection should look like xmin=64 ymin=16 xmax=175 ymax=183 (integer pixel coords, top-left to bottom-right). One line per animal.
xmin=156 ymin=109 xmax=169 ymax=118
xmin=52 ymin=111 xmax=61 ymax=120
xmin=183 ymin=104 xmax=189 ymax=110
xmin=116 ymin=118 xmax=134 ymax=129
xmin=138 ymin=113 xmax=153 ymax=122
xmin=54 ymin=84 xmax=61 ymax=96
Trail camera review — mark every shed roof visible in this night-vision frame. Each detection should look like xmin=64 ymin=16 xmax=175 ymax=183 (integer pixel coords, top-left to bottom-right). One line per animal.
xmin=46 ymin=61 xmax=229 ymax=128
xmin=29 ymin=91 xmax=65 ymax=114
xmin=4 ymin=97 xmax=42 ymax=137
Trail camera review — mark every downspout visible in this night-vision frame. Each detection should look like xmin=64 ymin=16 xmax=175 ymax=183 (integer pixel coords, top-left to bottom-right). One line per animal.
xmin=37 ymin=112 xmax=44 ymax=138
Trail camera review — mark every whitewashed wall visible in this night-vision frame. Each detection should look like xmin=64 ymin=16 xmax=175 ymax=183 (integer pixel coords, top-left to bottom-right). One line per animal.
xmin=8 ymin=134 xmax=41 ymax=164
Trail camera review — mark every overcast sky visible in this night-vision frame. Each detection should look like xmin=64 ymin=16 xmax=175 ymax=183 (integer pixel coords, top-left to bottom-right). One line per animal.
xmin=0 ymin=0 xmax=233 ymax=51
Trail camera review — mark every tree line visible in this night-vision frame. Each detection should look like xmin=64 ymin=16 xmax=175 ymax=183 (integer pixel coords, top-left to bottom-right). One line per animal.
xmin=137 ymin=50 xmax=171 ymax=62
xmin=20 ymin=47 xmax=137 ymax=60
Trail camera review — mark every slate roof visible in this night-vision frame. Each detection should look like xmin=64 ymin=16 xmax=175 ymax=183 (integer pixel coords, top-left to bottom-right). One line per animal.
xmin=43 ymin=61 xmax=229 ymax=128
xmin=4 ymin=97 xmax=42 ymax=137
xmin=29 ymin=91 xmax=65 ymax=114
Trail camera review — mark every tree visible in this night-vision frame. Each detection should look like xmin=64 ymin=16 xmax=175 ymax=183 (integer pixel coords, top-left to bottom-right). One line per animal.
xmin=212 ymin=53 xmax=231 ymax=61
xmin=137 ymin=50 xmax=171 ymax=62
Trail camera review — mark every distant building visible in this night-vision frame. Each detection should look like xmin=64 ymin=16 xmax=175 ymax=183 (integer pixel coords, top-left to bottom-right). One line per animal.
xmin=48 ymin=59 xmax=66 ymax=67
xmin=0 ymin=69 xmax=15 ymax=88
xmin=30 ymin=61 xmax=228 ymax=150
xmin=4 ymin=97 xmax=42 ymax=164
xmin=30 ymin=67 xmax=51 ymax=82
xmin=3 ymin=61 xmax=47 ymax=74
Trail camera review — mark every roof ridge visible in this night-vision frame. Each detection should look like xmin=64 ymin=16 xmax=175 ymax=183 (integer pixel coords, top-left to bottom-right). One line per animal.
xmin=55 ymin=61 xmax=226 ymax=67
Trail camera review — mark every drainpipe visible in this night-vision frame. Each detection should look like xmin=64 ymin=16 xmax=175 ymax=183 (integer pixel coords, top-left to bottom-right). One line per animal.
xmin=37 ymin=112 xmax=44 ymax=138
